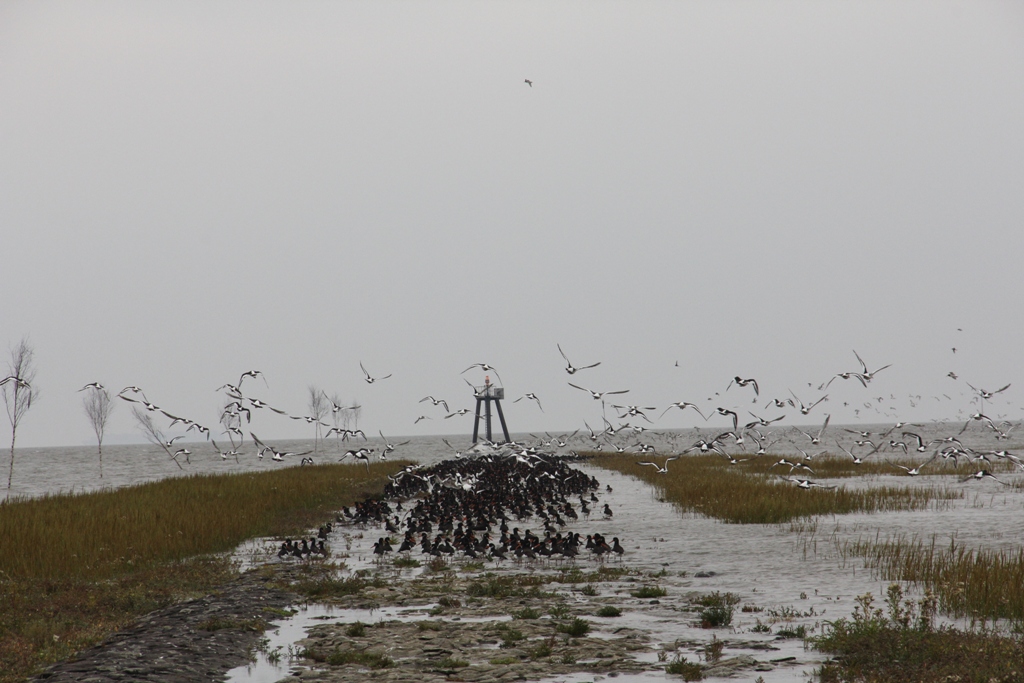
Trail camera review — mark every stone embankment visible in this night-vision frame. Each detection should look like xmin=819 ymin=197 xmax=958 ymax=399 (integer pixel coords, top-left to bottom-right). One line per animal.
xmin=32 ymin=568 xmax=296 ymax=683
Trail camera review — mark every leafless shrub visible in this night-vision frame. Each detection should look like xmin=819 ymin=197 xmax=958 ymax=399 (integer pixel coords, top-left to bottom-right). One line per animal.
xmin=4 ymin=338 xmax=38 ymax=491
xmin=131 ymin=406 xmax=182 ymax=470
xmin=307 ymin=385 xmax=327 ymax=453
xmin=83 ymin=386 xmax=114 ymax=477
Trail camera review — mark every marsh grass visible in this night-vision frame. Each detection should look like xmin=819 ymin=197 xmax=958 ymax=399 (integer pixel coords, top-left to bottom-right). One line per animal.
xmin=512 ymin=607 xmax=542 ymax=620
xmin=694 ymin=592 xmax=739 ymax=628
xmin=813 ymin=585 xmax=1024 ymax=683
xmin=631 ymin=585 xmax=667 ymax=599
xmin=302 ymin=646 xmax=393 ymax=668
xmin=702 ymin=634 xmax=723 ymax=663
xmin=589 ymin=453 xmax=960 ymax=524
xmin=841 ymin=536 xmax=1024 ymax=622
xmin=665 ymin=654 xmax=703 ymax=680
xmin=294 ymin=574 xmax=388 ymax=599
xmin=0 ymin=461 xmax=403 ymax=683
xmin=466 ymin=573 xmax=548 ymax=599
xmin=0 ymin=461 xmax=406 ymax=580
xmin=553 ymin=565 xmax=632 ymax=584
xmin=393 ymin=556 xmax=421 ymax=568
xmin=436 ymin=656 xmax=469 ymax=670
xmin=555 ymin=617 xmax=591 ymax=637
xmin=496 ymin=624 xmax=526 ymax=649
xmin=767 ymin=454 xmax=1020 ymax=479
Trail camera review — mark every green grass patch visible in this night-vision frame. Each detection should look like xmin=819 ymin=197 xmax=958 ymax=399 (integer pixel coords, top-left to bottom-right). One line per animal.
xmin=293 ymin=574 xmax=387 ymax=599
xmin=775 ymin=624 xmax=807 ymax=639
xmin=631 ymin=585 xmax=667 ymax=599
xmin=665 ymin=654 xmax=703 ymax=680
xmin=597 ymin=606 xmax=622 ymax=617
xmin=393 ymin=556 xmax=421 ymax=568
xmin=556 ymin=617 xmax=591 ymax=637
xmin=436 ymin=656 xmax=469 ymax=669
xmin=695 ymin=592 xmax=739 ymax=628
xmin=496 ymin=624 xmax=526 ymax=649
xmin=303 ymin=646 xmax=393 ymax=668
xmin=466 ymin=573 xmax=548 ymax=598
xmin=417 ymin=620 xmax=443 ymax=631
xmin=553 ymin=565 xmax=632 ymax=584
xmin=588 ymin=453 xmax=960 ymax=524
xmin=512 ymin=607 xmax=542 ymax=620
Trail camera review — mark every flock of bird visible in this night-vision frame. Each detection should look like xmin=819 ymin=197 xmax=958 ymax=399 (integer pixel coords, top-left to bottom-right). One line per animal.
xmin=6 ymin=337 xmax=1014 ymax=491
xmin=278 ymin=449 xmax=627 ymax=565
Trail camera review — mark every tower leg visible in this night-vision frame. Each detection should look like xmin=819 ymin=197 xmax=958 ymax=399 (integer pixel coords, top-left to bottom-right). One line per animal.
xmin=485 ymin=397 xmax=493 ymax=443
xmin=472 ymin=397 xmax=483 ymax=444
xmin=494 ymin=400 xmax=511 ymax=444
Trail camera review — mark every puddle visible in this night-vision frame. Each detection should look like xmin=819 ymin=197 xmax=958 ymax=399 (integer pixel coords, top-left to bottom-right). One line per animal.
xmin=225 ymin=601 xmax=512 ymax=682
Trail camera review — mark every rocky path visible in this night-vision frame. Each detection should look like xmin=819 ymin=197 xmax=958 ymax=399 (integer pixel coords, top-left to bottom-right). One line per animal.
xmin=32 ymin=568 xmax=297 ymax=683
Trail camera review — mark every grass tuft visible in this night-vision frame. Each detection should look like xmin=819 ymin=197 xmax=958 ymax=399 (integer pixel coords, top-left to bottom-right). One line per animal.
xmin=467 ymin=573 xmax=547 ymax=599
xmin=556 ymin=617 xmax=591 ymax=637
xmin=695 ymin=592 xmax=739 ymax=628
xmin=665 ymin=654 xmax=703 ymax=680
xmin=631 ymin=585 xmax=667 ymax=599
xmin=303 ymin=646 xmax=393 ymax=668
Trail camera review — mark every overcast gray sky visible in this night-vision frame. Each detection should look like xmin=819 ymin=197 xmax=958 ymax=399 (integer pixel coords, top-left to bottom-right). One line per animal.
xmin=2 ymin=1 xmax=1023 ymax=448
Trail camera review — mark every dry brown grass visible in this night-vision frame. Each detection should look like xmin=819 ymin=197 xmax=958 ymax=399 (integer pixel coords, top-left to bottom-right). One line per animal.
xmin=840 ymin=536 xmax=1024 ymax=623
xmin=588 ymin=453 xmax=961 ymax=524
xmin=0 ymin=461 xmax=403 ymax=683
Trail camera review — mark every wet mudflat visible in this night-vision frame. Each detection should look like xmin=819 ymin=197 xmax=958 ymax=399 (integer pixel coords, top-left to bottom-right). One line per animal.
xmin=31 ymin=457 xmax=1024 ymax=683
xmin=228 ymin=461 xmax=1022 ymax=683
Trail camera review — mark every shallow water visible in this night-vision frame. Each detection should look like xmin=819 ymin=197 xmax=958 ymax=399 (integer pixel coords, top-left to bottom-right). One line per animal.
xmin=6 ymin=421 xmax=1019 ymax=501
xmin=224 ymin=602 xmax=511 ymax=683
xmin=224 ymin=460 xmax=1024 ymax=683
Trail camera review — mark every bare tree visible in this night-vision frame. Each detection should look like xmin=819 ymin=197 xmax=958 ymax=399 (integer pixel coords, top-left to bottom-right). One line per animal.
xmin=341 ymin=399 xmax=353 ymax=432
xmin=4 ymin=338 xmax=38 ymax=491
xmin=329 ymin=391 xmax=345 ymax=452
xmin=307 ymin=385 xmax=327 ymax=454
xmin=349 ymin=401 xmax=362 ymax=430
xmin=83 ymin=386 xmax=114 ymax=478
xmin=131 ymin=406 xmax=183 ymax=470
xmin=219 ymin=398 xmax=242 ymax=449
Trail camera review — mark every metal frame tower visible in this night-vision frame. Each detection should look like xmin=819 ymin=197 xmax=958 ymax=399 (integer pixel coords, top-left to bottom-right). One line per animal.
xmin=471 ymin=376 xmax=510 ymax=444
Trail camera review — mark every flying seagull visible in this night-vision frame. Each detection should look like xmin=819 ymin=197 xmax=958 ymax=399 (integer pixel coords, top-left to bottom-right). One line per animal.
xmin=514 ymin=393 xmax=544 ymax=412
xmin=726 ymin=377 xmax=759 ymax=397
xmin=360 ymin=361 xmax=392 ymax=384
xmin=557 ymin=344 xmax=601 ymax=375
xmin=568 ymin=383 xmax=628 ymax=400
xmin=462 ymin=363 xmax=502 ymax=384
